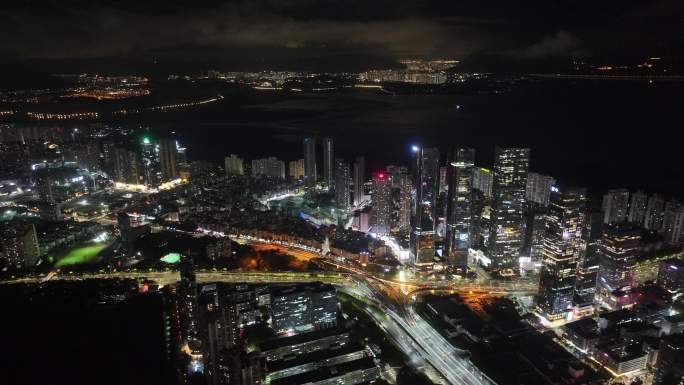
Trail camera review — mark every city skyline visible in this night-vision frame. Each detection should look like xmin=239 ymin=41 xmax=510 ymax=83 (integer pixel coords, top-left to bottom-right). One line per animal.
xmin=2 ymin=2 xmax=684 ymax=385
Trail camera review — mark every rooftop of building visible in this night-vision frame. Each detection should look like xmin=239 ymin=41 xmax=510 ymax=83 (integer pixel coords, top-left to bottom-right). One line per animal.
xmin=596 ymin=342 xmax=647 ymax=363
xmin=598 ymin=308 xmax=638 ymax=324
xmin=635 ymin=283 xmax=673 ymax=305
xmin=565 ymin=318 xmax=600 ymax=340
xmin=518 ymin=333 xmax=598 ymax=384
xmin=664 ymin=313 xmax=684 ymax=324
xmin=270 ymin=282 xmax=336 ymax=298
xmin=267 ymin=343 xmax=365 ymax=373
xmin=619 ymin=321 xmax=660 ymax=337
xmin=260 ymin=326 xmax=349 ymax=352
xmin=271 ymin=356 xmax=376 ymax=385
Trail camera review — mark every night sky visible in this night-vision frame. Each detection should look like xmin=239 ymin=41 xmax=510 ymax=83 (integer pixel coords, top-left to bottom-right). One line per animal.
xmin=1 ymin=0 xmax=683 ymax=72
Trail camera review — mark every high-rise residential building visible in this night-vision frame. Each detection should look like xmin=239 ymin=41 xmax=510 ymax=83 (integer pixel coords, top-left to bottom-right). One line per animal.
xmin=178 ymin=255 xmax=203 ymax=377
xmin=289 ymin=158 xmax=305 ymax=180
xmin=525 ymin=172 xmax=556 ymax=207
xmin=410 ymin=146 xmax=440 ymax=266
xmin=322 ymin=138 xmax=334 ymax=189
xmin=522 ymin=205 xmax=548 ymax=274
xmin=303 ymin=138 xmax=317 ymax=187
xmin=658 ymin=259 xmax=684 ymax=294
xmin=176 ymin=143 xmax=187 ymax=165
xmin=386 ymin=165 xmax=407 ymax=188
xmin=645 ymin=194 xmax=666 ymax=231
xmin=372 ymin=172 xmax=392 ymax=236
xmin=0 ymin=223 xmax=40 ymax=269
xmin=472 ymin=167 xmax=493 ymax=198
xmin=200 ymin=285 xmax=241 ymax=385
xmin=116 ymin=212 xmax=151 ymax=256
xmin=118 ymin=212 xmax=135 ymax=255
xmin=353 ymin=156 xmax=365 ymax=207
xmin=628 ymin=190 xmax=648 ymax=225
xmin=662 ymin=202 xmax=684 ymax=245
xmin=140 ymin=136 xmax=157 ymax=186
xmin=469 ymin=189 xmax=487 ymax=249
xmin=159 ymin=138 xmax=178 ymax=182
xmin=445 ymin=148 xmax=475 ymax=272
xmin=224 ymin=154 xmax=244 ymax=176
xmin=575 ymin=211 xmax=603 ymax=302
xmin=113 ymin=146 xmax=141 ymax=185
xmin=251 ymin=157 xmax=286 ymax=179
xmin=101 ymin=140 xmax=116 ymax=174
xmin=353 ymin=209 xmax=372 ymax=232
xmin=594 ymin=223 xmax=640 ymax=309
xmin=65 ymin=141 xmax=100 ymax=171
xmin=487 ymin=147 xmax=530 ymax=271
xmin=270 ymin=284 xmax=337 ymax=336
xmin=439 ymin=165 xmax=448 ymax=194
xmin=385 ymin=165 xmax=412 ymax=236
xmin=37 ymin=201 xmax=63 ymax=222
xmin=334 ymin=158 xmax=350 ymax=210
xmin=35 ymin=174 xmax=54 ymax=203
xmin=602 ymin=189 xmax=630 ymax=224
xmin=536 ymin=187 xmax=586 ymax=321
xmin=654 ymin=334 xmax=684 ymax=385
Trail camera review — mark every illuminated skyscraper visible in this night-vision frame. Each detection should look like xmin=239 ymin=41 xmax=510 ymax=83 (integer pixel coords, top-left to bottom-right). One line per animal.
xmin=410 ymin=146 xmax=440 ymax=266
xmin=386 ymin=165 xmax=411 ymax=235
xmin=525 ymin=172 xmax=556 ymax=207
xmin=654 ymin=334 xmax=684 ymax=385
xmin=251 ymin=157 xmax=286 ymax=179
xmin=113 ymin=146 xmax=141 ymax=185
xmin=595 ymin=223 xmax=640 ymax=308
xmin=140 ymin=136 xmax=157 ymax=186
xmin=575 ymin=210 xmax=603 ymax=302
xmin=117 ymin=212 xmax=135 ymax=255
xmin=472 ymin=167 xmax=493 ymax=198
xmin=662 ymin=202 xmax=684 ymax=245
xmin=487 ymin=147 xmax=530 ymax=271
xmin=645 ymin=194 xmax=666 ymax=231
xmin=159 ymin=138 xmax=178 ymax=182
xmin=372 ymin=171 xmax=392 ymax=235
xmin=303 ymin=138 xmax=317 ymax=187
xmin=334 ymin=158 xmax=350 ymax=210
xmin=536 ymin=187 xmax=586 ymax=321
xmin=657 ymin=258 xmax=684 ymax=294
xmin=522 ymin=205 xmax=547 ymax=274
xmin=36 ymin=174 xmax=54 ymax=203
xmin=445 ymin=148 xmax=475 ymax=272
xmin=628 ymin=190 xmax=648 ymax=225
xmin=224 ymin=154 xmax=244 ymax=176
xmin=289 ymin=159 xmax=305 ymax=180
xmin=602 ymin=189 xmax=630 ymax=224
xmin=322 ymin=138 xmax=334 ymax=189
xmin=353 ymin=156 xmax=365 ymax=207
xmin=439 ymin=166 xmax=448 ymax=194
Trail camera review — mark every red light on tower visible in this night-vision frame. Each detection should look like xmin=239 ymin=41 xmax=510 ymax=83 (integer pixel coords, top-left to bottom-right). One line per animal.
xmin=378 ymin=173 xmax=385 ymax=179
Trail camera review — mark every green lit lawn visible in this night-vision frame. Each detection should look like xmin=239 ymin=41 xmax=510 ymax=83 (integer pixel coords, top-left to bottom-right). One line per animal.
xmin=160 ymin=252 xmax=181 ymax=264
xmin=55 ymin=244 xmax=108 ymax=267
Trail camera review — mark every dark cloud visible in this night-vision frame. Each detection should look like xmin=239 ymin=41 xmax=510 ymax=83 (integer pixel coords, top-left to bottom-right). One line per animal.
xmin=515 ymin=31 xmax=584 ymax=60
xmin=0 ymin=5 xmax=464 ymax=59
xmin=0 ymin=0 xmax=682 ymax=70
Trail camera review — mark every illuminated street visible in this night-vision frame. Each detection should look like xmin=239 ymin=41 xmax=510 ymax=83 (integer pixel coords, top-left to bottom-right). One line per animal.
xmin=1 ymin=237 xmax=536 ymax=385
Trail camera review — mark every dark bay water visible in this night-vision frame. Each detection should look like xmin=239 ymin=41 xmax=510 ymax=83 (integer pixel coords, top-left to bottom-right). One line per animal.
xmin=165 ymin=79 xmax=682 ymax=203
